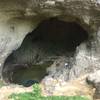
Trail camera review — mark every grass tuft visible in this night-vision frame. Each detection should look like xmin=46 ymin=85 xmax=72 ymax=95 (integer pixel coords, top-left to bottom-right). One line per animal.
xmin=9 ymin=84 xmax=89 ymax=100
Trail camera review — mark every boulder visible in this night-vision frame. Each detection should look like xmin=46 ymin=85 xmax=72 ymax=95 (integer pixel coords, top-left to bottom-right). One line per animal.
xmin=87 ymin=70 xmax=100 ymax=99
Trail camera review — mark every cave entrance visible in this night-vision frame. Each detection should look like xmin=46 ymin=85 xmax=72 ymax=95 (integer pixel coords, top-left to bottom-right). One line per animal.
xmin=2 ymin=17 xmax=89 ymax=87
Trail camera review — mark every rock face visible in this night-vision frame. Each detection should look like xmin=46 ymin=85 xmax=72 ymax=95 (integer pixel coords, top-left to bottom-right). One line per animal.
xmin=0 ymin=0 xmax=100 ymax=98
xmin=2 ymin=18 xmax=89 ymax=82
xmin=87 ymin=70 xmax=100 ymax=99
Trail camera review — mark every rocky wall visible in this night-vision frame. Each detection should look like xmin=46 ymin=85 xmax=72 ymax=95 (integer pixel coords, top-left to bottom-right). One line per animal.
xmin=0 ymin=0 xmax=100 ymax=82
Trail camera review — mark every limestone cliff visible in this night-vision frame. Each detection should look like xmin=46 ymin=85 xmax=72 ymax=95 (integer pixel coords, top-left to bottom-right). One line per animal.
xmin=0 ymin=0 xmax=100 ymax=99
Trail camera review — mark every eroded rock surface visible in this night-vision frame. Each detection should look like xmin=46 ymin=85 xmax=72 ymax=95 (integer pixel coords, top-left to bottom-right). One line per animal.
xmin=87 ymin=70 xmax=100 ymax=99
xmin=0 ymin=0 xmax=100 ymax=99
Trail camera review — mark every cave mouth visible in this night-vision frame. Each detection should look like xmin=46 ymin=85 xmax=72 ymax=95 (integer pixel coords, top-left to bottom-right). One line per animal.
xmin=32 ymin=18 xmax=89 ymax=51
xmin=2 ymin=17 xmax=89 ymax=86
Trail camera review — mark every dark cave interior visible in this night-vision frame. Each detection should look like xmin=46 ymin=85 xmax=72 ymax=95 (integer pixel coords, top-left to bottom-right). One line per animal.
xmin=31 ymin=18 xmax=88 ymax=51
xmin=2 ymin=17 xmax=89 ymax=87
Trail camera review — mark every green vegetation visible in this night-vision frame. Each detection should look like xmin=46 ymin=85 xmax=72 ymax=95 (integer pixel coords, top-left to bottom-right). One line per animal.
xmin=9 ymin=84 xmax=89 ymax=100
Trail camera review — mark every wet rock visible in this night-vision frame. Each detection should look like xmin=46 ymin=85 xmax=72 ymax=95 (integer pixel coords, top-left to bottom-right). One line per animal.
xmin=21 ymin=80 xmax=39 ymax=87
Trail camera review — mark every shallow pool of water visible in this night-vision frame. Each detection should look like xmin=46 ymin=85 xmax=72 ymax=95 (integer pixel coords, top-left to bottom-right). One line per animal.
xmin=12 ymin=62 xmax=52 ymax=85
